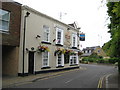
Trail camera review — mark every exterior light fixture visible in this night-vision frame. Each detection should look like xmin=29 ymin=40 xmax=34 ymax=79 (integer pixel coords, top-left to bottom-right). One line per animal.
xmin=36 ymin=35 xmax=41 ymax=39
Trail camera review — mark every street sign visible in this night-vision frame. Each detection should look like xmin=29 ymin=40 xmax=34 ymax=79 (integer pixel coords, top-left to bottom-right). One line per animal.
xmin=80 ymin=33 xmax=85 ymax=41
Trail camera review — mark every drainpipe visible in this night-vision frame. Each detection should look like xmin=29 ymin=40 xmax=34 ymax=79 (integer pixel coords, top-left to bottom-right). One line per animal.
xmin=22 ymin=12 xmax=30 ymax=76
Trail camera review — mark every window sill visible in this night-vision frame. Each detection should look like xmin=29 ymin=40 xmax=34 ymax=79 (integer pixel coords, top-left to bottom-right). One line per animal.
xmin=0 ymin=30 xmax=10 ymax=34
xmin=71 ymin=47 xmax=78 ymax=49
xmin=56 ymin=44 xmax=63 ymax=46
xmin=56 ymin=65 xmax=64 ymax=68
xmin=41 ymin=66 xmax=51 ymax=69
xmin=70 ymin=64 xmax=78 ymax=66
xmin=41 ymin=41 xmax=51 ymax=45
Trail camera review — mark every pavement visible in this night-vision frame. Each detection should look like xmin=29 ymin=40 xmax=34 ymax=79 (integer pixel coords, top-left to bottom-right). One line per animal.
xmin=105 ymin=71 xmax=120 ymax=88
xmin=2 ymin=67 xmax=81 ymax=88
xmin=2 ymin=65 xmax=120 ymax=89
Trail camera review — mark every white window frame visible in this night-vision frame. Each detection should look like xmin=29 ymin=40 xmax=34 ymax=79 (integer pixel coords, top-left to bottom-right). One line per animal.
xmin=42 ymin=51 xmax=49 ymax=67
xmin=56 ymin=27 xmax=63 ymax=45
xmin=56 ymin=54 xmax=64 ymax=66
xmin=43 ymin=25 xmax=50 ymax=42
xmin=0 ymin=9 xmax=10 ymax=32
xmin=85 ymin=50 xmax=88 ymax=53
xmin=69 ymin=54 xmax=78 ymax=65
xmin=72 ymin=33 xmax=77 ymax=47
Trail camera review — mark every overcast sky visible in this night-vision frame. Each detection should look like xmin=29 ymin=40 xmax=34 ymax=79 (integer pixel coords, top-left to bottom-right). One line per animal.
xmin=14 ymin=0 xmax=111 ymax=49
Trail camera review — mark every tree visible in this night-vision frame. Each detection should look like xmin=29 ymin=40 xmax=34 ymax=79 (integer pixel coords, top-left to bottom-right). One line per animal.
xmin=103 ymin=1 xmax=120 ymax=72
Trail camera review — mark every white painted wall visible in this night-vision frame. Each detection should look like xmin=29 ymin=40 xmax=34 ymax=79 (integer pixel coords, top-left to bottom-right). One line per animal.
xmin=18 ymin=6 xmax=80 ymax=74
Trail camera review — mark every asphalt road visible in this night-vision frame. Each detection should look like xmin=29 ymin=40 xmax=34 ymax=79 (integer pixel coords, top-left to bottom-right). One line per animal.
xmin=12 ymin=64 xmax=117 ymax=88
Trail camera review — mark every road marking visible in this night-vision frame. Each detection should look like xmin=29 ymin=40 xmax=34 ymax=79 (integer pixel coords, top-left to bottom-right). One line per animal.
xmin=65 ymin=79 xmax=73 ymax=83
xmin=97 ymin=74 xmax=112 ymax=88
xmin=97 ymin=75 xmax=106 ymax=88
xmin=105 ymin=74 xmax=112 ymax=88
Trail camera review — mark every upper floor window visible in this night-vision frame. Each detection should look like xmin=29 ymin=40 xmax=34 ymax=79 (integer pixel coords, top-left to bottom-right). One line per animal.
xmin=43 ymin=25 xmax=50 ymax=42
xmin=56 ymin=27 xmax=63 ymax=45
xmin=0 ymin=9 xmax=10 ymax=32
xmin=85 ymin=50 xmax=88 ymax=53
xmin=72 ymin=33 xmax=77 ymax=47
xmin=98 ymin=50 xmax=100 ymax=53
xmin=89 ymin=50 xmax=91 ymax=53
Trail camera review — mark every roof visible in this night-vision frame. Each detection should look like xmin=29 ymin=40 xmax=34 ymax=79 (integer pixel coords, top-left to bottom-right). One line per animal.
xmin=82 ymin=46 xmax=100 ymax=51
xmin=22 ymin=5 xmax=80 ymax=32
xmin=81 ymin=53 xmax=92 ymax=57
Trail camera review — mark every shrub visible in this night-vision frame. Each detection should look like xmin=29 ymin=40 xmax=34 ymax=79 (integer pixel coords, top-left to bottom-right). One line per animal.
xmin=82 ymin=57 xmax=89 ymax=61
xmin=104 ymin=58 xmax=109 ymax=64
xmin=97 ymin=58 xmax=104 ymax=63
xmin=109 ymin=57 xmax=119 ymax=64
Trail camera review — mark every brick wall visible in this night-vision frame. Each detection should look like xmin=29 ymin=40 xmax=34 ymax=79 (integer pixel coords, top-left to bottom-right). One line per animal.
xmin=1 ymin=2 xmax=21 ymax=46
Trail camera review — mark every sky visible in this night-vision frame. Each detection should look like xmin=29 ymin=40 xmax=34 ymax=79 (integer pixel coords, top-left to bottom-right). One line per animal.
xmin=14 ymin=0 xmax=111 ymax=50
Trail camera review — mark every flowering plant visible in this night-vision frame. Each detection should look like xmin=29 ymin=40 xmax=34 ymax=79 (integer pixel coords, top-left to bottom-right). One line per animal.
xmin=78 ymin=51 xmax=83 ymax=56
xmin=37 ymin=45 xmax=50 ymax=52
xmin=54 ymin=48 xmax=66 ymax=56
xmin=65 ymin=49 xmax=76 ymax=55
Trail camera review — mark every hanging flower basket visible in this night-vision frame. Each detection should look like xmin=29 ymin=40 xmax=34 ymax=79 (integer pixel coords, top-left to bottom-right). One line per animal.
xmin=37 ymin=45 xmax=50 ymax=52
xmin=54 ymin=48 xmax=66 ymax=56
xmin=78 ymin=51 xmax=83 ymax=56
xmin=65 ymin=49 xmax=76 ymax=55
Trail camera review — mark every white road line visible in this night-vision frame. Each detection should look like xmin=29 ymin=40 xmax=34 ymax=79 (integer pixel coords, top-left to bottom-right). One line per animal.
xmin=65 ymin=79 xmax=74 ymax=83
xmin=105 ymin=74 xmax=112 ymax=88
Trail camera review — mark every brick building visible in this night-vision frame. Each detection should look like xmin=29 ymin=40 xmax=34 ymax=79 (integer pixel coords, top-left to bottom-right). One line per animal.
xmin=0 ymin=1 xmax=21 ymax=76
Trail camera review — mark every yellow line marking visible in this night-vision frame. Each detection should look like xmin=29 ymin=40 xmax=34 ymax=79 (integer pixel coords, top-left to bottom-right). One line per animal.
xmin=97 ymin=75 xmax=106 ymax=88
xmin=97 ymin=74 xmax=112 ymax=88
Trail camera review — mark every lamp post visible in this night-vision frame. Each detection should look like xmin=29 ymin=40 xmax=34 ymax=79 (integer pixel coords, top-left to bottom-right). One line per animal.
xmin=22 ymin=12 xmax=30 ymax=76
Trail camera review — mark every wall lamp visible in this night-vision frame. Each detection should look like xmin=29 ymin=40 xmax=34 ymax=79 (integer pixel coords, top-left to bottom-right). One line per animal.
xmin=36 ymin=35 xmax=41 ymax=39
xmin=67 ymin=28 xmax=70 ymax=30
xmin=25 ymin=12 xmax=30 ymax=17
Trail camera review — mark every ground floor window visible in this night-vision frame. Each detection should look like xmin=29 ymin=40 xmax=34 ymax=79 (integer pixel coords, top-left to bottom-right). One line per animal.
xmin=64 ymin=54 xmax=69 ymax=64
xmin=42 ymin=51 xmax=49 ymax=67
xmin=57 ymin=54 xmax=64 ymax=66
xmin=70 ymin=54 xmax=78 ymax=65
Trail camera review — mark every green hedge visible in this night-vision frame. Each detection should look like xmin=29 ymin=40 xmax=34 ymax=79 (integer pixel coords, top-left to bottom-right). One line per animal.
xmin=82 ymin=57 xmax=118 ymax=64
xmin=108 ymin=57 xmax=119 ymax=64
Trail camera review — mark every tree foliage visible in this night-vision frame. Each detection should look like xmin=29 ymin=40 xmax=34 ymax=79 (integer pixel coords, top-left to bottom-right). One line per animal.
xmin=102 ymin=1 xmax=120 ymax=72
xmin=103 ymin=2 xmax=120 ymax=58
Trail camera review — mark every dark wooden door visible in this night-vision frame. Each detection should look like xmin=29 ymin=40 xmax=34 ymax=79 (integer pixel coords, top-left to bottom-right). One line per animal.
xmin=28 ymin=51 xmax=34 ymax=74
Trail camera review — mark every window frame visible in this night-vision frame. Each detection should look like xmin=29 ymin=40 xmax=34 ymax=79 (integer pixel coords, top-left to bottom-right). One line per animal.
xmin=69 ymin=54 xmax=78 ymax=65
xmin=72 ymin=33 xmax=77 ymax=48
xmin=56 ymin=53 xmax=64 ymax=66
xmin=43 ymin=25 xmax=50 ymax=42
xmin=42 ymin=51 xmax=49 ymax=67
xmin=56 ymin=27 xmax=63 ymax=45
xmin=0 ymin=9 xmax=10 ymax=32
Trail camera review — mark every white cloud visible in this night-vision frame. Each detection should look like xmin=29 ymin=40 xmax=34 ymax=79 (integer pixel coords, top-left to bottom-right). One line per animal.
xmin=15 ymin=0 xmax=111 ymax=49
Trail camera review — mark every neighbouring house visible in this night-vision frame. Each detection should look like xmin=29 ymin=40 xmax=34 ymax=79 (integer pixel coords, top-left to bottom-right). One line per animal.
xmin=81 ymin=46 xmax=107 ymax=58
xmin=18 ymin=6 xmax=81 ymax=76
xmin=0 ymin=1 xmax=21 ymax=76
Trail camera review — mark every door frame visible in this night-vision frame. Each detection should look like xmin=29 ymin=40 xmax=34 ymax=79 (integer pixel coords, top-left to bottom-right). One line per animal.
xmin=28 ymin=51 xmax=34 ymax=74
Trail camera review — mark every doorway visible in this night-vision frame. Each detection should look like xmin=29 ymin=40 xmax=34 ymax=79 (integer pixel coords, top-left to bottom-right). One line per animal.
xmin=28 ymin=51 xmax=34 ymax=74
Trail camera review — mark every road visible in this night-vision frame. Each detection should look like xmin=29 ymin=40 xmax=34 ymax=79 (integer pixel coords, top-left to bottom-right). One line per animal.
xmin=12 ymin=64 xmax=117 ymax=88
